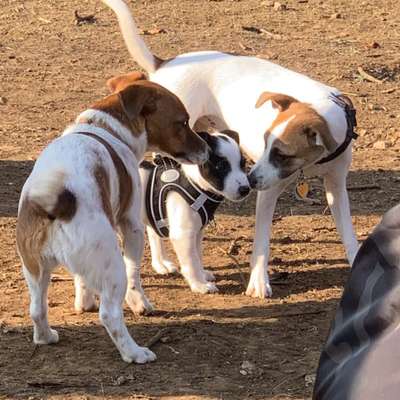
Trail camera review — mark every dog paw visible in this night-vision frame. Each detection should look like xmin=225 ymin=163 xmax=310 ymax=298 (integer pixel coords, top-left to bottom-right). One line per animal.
xmin=126 ymin=289 xmax=154 ymax=316
xmin=152 ymin=260 xmax=178 ymax=275
xmin=34 ymin=328 xmax=59 ymax=345
xmin=245 ymin=280 xmax=273 ymax=298
xmin=189 ymin=281 xmax=219 ymax=294
xmin=203 ymin=269 xmax=216 ymax=282
xmin=122 ymin=346 xmax=157 ymax=364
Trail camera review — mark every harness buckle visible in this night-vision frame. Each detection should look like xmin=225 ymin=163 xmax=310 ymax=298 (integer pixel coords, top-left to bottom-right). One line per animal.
xmin=191 ymin=193 xmax=208 ymax=212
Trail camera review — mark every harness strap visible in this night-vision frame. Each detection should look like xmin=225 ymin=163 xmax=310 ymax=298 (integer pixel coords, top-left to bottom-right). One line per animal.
xmin=143 ymin=156 xmax=223 ymax=238
xmin=75 ymin=131 xmax=133 ymax=223
xmin=316 ymin=94 xmax=358 ymax=165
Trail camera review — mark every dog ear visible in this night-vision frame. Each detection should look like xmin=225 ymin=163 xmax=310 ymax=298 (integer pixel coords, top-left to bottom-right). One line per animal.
xmin=107 ymin=71 xmax=147 ymax=93
xmin=221 ymin=129 xmax=240 ymax=145
xmin=118 ymin=84 xmax=157 ymax=121
xmin=303 ymin=122 xmax=337 ymax=153
xmin=255 ymin=92 xmax=297 ymax=111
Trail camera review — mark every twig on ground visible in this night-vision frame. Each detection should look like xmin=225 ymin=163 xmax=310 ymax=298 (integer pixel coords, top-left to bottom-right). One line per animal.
xmin=144 ymin=328 xmax=169 ymax=348
xmin=217 ymin=246 xmax=247 ymax=289
xmin=51 ymin=274 xmax=73 ymax=282
xmin=74 ymin=10 xmax=96 ymax=25
xmin=357 ymin=66 xmax=384 ymax=84
xmin=29 ymin=345 xmax=39 ymax=360
xmin=381 ymin=87 xmax=398 ymax=94
xmin=271 ymin=372 xmax=306 ymax=393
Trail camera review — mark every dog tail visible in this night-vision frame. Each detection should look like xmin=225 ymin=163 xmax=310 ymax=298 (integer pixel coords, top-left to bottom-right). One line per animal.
xmin=28 ymin=169 xmax=77 ymax=221
xmin=101 ymin=0 xmax=160 ymax=73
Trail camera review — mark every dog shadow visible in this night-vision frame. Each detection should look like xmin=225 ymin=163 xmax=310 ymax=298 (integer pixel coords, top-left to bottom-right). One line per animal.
xmin=0 ymin=160 xmax=34 ymax=218
xmin=0 ymin=297 xmax=338 ymax=399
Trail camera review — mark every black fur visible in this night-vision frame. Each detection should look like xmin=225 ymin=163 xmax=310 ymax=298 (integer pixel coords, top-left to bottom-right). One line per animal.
xmin=197 ymin=132 xmax=231 ymax=192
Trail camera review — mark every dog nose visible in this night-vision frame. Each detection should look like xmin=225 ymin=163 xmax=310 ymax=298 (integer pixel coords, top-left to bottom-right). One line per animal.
xmin=239 ymin=185 xmax=250 ymax=197
xmin=248 ymin=173 xmax=258 ymax=189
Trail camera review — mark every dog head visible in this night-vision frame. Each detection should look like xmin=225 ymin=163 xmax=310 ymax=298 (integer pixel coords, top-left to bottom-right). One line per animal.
xmin=248 ymin=92 xmax=337 ymax=190
xmin=103 ymin=72 xmax=209 ymax=165
xmin=183 ymin=130 xmax=250 ymax=201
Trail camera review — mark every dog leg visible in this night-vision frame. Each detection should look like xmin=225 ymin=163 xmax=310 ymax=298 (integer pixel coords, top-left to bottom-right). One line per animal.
xmin=120 ymin=216 xmax=153 ymax=315
xmin=246 ymin=185 xmax=284 ymax=298
xmin=74 ymin=275 xmax=97 ymax=313
xmin=196 ymin=231 xmax=215 ymax=282
xmin=324 ymin=169 xmax=359 ymax=265
xmin=97 ymin=243 xmax=156 ymax=364
xmin=147 ymin=226 xmax=178 ymax=274
xmin=23 ymin=264 xmax=59 ymax=345
xmin=171 ymin=231 xmax=218 ymax=294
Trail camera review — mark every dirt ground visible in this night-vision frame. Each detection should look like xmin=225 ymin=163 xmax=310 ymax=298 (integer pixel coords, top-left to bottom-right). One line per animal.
xmin=1 ymin=0 xmax=400 ymax=399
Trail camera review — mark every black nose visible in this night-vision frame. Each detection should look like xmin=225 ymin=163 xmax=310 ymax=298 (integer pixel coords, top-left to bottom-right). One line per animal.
xmin=239 ymin=185 xmax=250 ymax=197
xmin=248 ymin=173 xmax=258 ymax=189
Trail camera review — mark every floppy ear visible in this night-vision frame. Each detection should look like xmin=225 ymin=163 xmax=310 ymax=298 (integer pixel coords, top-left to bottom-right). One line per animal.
xmin=255 ymin=92 xmax=297 ymax=111
xmin=118 ymin=84 xmax=157 ymax=121
xmin=303 ymin=119 xmax=338 ymax=153
xmin=221 ymin=129 xmax=240 ymax=145
xmin=107 ymin=71 xmax=147 ymax=93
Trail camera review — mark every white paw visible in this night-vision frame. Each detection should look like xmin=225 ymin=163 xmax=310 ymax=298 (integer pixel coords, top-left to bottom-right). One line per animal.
xmin=34 ymin=328 xmax=59 ymax=345
xmin=245 ymin=277 xmax=273 ymax=298
xmin=126 ymin=289 xmax=154 ymax=315
xmin=203 ymin=269 xmax=216 ymax=282
xmin=122 ymin=346 xmax=157 ymax=364
xmin=152 ymin=260 xmax=178 ymax=275
xmin=189 ymin=281 xmax=219 ymax=294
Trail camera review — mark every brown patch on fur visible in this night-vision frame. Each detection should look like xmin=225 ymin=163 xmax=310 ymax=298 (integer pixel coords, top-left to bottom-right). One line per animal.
xmin=275 ymin=102 xmax=337 ymax=153
xmin=256 ymin=92 xmax=298 ymax=111
xmin=92 ymin=80 xmax=207 ymax=163
xmin=106 ymin=71 xmax=147 ymax=93
xmin=94 ymin=165 xmax=114 ymax=226
xmin=259 ymin=92 xmax=337 ymax=154
xmin=90 ymin=93 xmax=143 ymax=138
xmin=76 ymin=132 xmax=133 ymax=223
xmin=16 ymin=200 xmax=50 ymax=278
xmin=50 ymin=189 xmax=77 ymax=220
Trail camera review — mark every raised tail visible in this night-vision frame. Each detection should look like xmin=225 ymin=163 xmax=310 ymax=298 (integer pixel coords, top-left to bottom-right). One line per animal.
xmin=101 ymin=0 xmax=160 ymax=73
xmin=28 ymin=169 xmax=77 ymax=221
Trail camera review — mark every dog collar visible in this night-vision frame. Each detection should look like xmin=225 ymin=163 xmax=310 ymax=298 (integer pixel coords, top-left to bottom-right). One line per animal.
xmin=316 ymin=93 xmax=358 ymax=165
xmin=143 ymin=154 xmax=224 ymax=238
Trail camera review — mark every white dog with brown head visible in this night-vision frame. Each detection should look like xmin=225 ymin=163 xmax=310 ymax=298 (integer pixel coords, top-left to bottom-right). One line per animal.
xmin=101 ymin=0 xmax=359 ymax=299
xmin=16 ymin=79 xmax=208 ymax=363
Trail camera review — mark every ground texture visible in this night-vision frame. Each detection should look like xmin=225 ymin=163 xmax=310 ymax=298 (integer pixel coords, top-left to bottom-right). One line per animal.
xmin=1 ymin=0 xmax=400 ymax=399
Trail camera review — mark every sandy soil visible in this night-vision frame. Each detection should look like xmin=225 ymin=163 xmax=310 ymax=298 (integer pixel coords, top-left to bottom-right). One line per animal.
xmin=1 ymin=0 xmax=400 ymax=399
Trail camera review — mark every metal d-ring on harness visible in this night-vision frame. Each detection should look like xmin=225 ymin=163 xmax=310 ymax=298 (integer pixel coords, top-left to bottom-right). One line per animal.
xmin=142 ymin=155 xmax=224 ymax=238
xmin=316 ymin=93 xmax=358 ymax=165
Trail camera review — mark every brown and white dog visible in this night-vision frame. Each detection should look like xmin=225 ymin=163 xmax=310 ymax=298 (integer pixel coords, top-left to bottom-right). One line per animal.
xmin=101 ymin=0 xmax=360 ymax=299
xmin=16 ymin=79 xmax=208 ymax=363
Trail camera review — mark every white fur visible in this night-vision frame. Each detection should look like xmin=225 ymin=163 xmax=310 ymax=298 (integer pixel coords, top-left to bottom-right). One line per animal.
xmin=19 ymin=109 xmax=156 ymax=363
xmin=141 ymin=133 xmax=249 ymax=293
xmin=102 ymin=0 xmax=359 ymax=298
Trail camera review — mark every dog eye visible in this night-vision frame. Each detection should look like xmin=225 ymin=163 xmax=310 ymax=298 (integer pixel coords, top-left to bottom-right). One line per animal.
xmin=182 ymin=120 xmax=189 ymax=127
xmin=272 ymin=147 xmax=290 ymax=160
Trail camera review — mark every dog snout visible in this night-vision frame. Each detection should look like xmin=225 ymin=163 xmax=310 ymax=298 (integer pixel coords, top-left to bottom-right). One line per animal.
xmin=248 ymin=172 xmax=258 ymax=189
xmin=238 ymin=185 xmax=250 ymax=197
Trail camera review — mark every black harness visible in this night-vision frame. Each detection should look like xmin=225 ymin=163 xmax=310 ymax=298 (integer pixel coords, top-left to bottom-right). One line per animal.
xmin=142 ymin=155 xmax=224 ymax=238
xmin=316 ymin=93 xmax=358 ymax=165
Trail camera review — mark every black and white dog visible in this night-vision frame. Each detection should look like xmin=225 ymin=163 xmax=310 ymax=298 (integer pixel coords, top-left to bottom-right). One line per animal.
xmin=140 ymin=130 xmax=250 ymax=293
